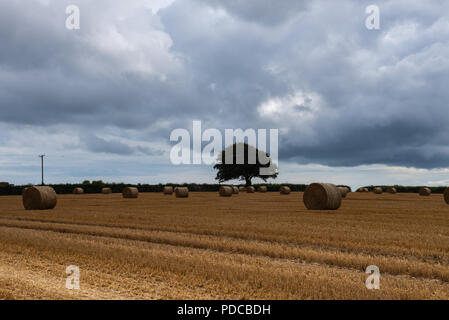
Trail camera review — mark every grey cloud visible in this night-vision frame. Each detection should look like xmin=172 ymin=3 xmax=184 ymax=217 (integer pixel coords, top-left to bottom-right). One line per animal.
xmin=83 ymin=135 xmax=163 ymax=156
xmin=84 ymin=135 xmax=134 ymax=155
xmin=1 ymin=0 xmax=449 ymax=171
xmin=198 ymin=0 xmax=309 ymax=26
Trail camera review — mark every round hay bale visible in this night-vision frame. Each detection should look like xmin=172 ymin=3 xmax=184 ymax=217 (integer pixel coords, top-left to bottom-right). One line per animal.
xmin=246 ymin=186 xmax=255 ymax=193
xmin=303 ymin=183 xmax=341 ymax=210
xmin=219 ymin=186 xmax=233 ymax=197
xmin=280 ymin=186 xmax=291 ymax=195
xmin=239 ymin=186 xmax=246 ymax=192
xmin=21 ymin=187 xmax=29 ymax=195
xmin=102 ymin=187 xmax=112 ymax=194
xmin=357 ymin=187 xmax=369 ymax=193
xmin=232 ymin=186 xmax=239 ymax=194
xmin=338 ymin=187 xmax=348 ymax=198
xmin=419 ymin=187 xmax=431 ymax=196
xmin=373 ymin=187 xmax=383 ymax=194
xmin=444 ymin=187 xmax=449 ymax=205
xmin=163 ymin=186 xmax=173 ymax=195
xmin=73 ymin=187 xmax=84 ymax=194
xmin=122 ymin=187 xmax=138 ymax=198
xmin=22 ymin=186 xmax=57 ymax=210
xmin=175 ymin=187 xmax=189 ymax=198
xmin=386 ymin=187 xmax=397 ymax=194
xmin=258 ymin=186 xmax=267 ymax=193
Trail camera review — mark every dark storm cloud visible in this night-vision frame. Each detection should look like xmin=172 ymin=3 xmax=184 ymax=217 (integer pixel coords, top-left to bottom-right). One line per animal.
xmin=1 ymin=0 xmax=449 ymax=170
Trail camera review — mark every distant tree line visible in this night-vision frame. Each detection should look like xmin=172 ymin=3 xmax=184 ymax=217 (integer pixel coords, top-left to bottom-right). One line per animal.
xmin=0 ymin=181 xmax=316 ymax=196
xmin=5 ymin=182 xmax=444 ymax=196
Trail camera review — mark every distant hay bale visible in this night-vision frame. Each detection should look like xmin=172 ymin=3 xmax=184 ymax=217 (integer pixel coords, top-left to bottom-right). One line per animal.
xmin=232 ymin=186 xmax=239 ymax=194
xmin=102 ymin=187 xmax=112 ymax=194
xmin=258 ymin=186 xmax=267 ymax=193
xmin=338 ymin=187 xmax=349 ymax=198
xmin=419 ymin=187 xmax=431 ymax=196
xmin=219 ymin=186 xmax=233 ymax=197
xmin=0 ymin=182 xmax=9 ymax=188
xmin=386 ymin=187 xmax=397 ymax=194
xmin=373 ymin=187 xmax=383 ymax=194
xmin=122 ymin=187 xmax=139 ymax=198
xmin=73 ymin=187 xmax=84 ymax=194
xmin=22 ymin=186 xmax=57 ymax=210
xmin=175 ymin=187 xmax=189 ymax=198
xmin=444 ymin=188 xmax=449 ymax=205
xmin=163 ymin=186 xmax=173 ymax=195
xmin=303 ymin=183 xmax=341 ymax=210
xmin=246 ymin=186 xmax=255 ymax=193
xmin=280 ymin=186 xmax=291 ymax=195
xmin=239 ymin=186 xmax=246 ymax=192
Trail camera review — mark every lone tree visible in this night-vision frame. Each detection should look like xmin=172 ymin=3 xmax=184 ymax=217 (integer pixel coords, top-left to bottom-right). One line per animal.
xmin=214 ymin=143 xmax=278 ymax=186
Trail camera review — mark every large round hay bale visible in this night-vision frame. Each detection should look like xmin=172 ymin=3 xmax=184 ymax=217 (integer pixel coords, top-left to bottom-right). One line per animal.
xmin=175 ymin=187 xmax=189 ymax=198
xmin=338 ymin=187 xmax=348 ymax=198
xmin=373 ymin=187 xmax=383 ymax=194
xmin=239 ymin=186 xmax=246 ymax=192
xmin=258 ymin=186 xmax=267 ymax=193
xmin=280 ymin=186 xmax=291 ymax=195
xmin=232 ymin=186 xmax=239 ymax=194
xmin=102 ymin=187 xmax=112 ymax=194
xmin=163 ymin=186 xmax=173 ymax=195
xmin=419 ymin=187 xmax=431 ymax=196
xmin=73 ymin=187 xmax=84 ymax=194
xmin=219 ymin=186 xmax=233 ymax=197
xmin=246 ymin=186 xmax=255 ymax=193
xmin=357 ymin=187 xmax=369 ymax=193
xmin=122 ymin=187 xmax=138 ymax=198
xmin=444 ymin=188 xmax=449 ymax=205
xmin=22 ymin=186 xmax=57 ymax=210
xmin=386 ymin=187 xmax=397 ymax=194
xmin=303 ymin=183 xmax=341 ymax=210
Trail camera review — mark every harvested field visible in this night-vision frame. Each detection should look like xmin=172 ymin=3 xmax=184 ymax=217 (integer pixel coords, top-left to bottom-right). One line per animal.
xmin=0 ymin=192 xmax=449 ymax=299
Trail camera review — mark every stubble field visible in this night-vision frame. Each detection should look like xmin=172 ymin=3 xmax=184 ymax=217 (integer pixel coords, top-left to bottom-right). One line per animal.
xmin=0 ymin=191 xmax=448 ymax=300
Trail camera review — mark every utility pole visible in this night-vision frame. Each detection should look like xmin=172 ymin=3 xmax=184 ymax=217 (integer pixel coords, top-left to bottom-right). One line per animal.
xmin=39 ymin=154 xmax=45 ymax=185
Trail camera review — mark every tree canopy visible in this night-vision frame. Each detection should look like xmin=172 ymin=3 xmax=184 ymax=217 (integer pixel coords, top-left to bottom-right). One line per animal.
xmin=213 ymin=143 xmax=278 ymax=186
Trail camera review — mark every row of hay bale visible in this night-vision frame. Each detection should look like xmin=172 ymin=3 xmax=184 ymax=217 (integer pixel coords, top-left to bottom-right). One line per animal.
xmin=356 ymin=186 xmax=432 ymax=196
xmin=21 ymin=183 xmax=294 ymax=210
xmin=303 ymin=183 xmax=449 ymax=210
xmin=22 ymin=183 xmax=449 ymax=212
xmin=22 ymin=186 xmax=142 ymax=210
xmin=219 ymin=185 xmax=292 ymax=196
xmin=162 ymin=186 xmax=189 ymax=198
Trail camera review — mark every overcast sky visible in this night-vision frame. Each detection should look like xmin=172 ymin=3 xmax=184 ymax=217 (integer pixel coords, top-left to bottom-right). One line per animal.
xmin=1 ymin=0 xmax=449 ymax=189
